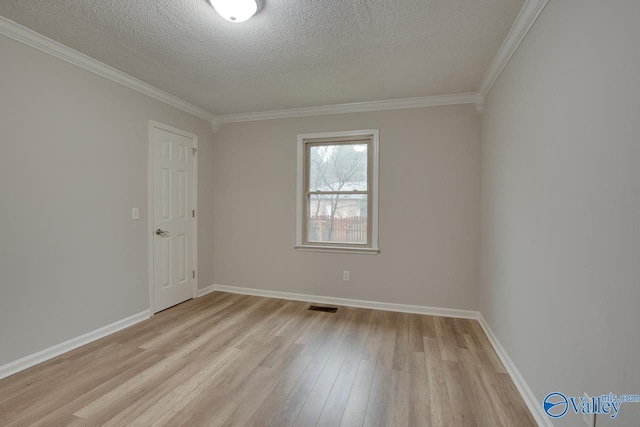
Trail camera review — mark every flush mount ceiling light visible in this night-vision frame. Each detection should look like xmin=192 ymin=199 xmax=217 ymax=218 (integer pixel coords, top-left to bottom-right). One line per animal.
xmin=208 ymin=0 xmax=261 ymax=23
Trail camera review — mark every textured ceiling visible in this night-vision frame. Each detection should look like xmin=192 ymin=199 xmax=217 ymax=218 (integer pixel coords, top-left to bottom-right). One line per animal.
xmin=0 ymin=0 xmax=525 ymax=115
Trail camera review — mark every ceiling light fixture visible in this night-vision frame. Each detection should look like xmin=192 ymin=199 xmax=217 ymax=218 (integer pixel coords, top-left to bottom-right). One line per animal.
xmin=208 ymin=0 xmax=261 ymax=23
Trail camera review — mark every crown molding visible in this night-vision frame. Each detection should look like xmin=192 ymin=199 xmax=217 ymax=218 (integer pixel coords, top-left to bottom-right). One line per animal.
xmin=473 ymin=92 xmax=485 ymax=114
xmin=1 ymin=0 xmax=544 ymax=130
xmin=0 ymin=15 xmax=216 ymax=125
xmin=218 ymin=92 xmax=482 ymax=124
xmin=477 ymin=0 xmax=549 ymax=98
xmin=211 ymin=116 xmax=221 ymax=133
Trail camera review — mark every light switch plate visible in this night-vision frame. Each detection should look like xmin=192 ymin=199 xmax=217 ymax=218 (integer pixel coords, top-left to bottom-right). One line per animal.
xmin=131 ymin=207 xmax=140 ymax=220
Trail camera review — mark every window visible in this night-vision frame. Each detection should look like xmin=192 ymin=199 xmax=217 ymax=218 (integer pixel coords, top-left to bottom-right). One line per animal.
xmin=296 ymin=130 xmax=379 ymax=254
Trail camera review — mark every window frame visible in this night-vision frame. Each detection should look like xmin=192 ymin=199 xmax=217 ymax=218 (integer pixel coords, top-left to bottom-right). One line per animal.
xmin=295 ymin=130 xmax=380 ymax=254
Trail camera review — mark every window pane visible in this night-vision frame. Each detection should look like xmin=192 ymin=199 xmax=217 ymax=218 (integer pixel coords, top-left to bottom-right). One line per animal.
xmin=307 ymin=194 xmax=368 ymax=244
xmin=308 ymin=144 xmax=368 ymax=192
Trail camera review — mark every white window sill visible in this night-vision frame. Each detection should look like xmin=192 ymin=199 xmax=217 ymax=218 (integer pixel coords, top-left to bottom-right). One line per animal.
xmin=294 ymin=245 xmax=380 ymax=255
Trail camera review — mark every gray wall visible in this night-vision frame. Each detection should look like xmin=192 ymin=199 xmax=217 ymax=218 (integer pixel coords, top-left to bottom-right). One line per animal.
xmin=6 ymin=4 xmax=638 ymax=425
xmin=0 ymin=35 xmax=215 ymax=365
xmin=212 ymin=105 xmax=481 ymax=310
xmin=479 ymin=0 xmax=640 ymax=425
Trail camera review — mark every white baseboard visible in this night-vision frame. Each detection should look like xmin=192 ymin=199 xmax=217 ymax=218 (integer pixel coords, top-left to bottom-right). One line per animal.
xmin=212 ymin=284 xmax=546 ymax=425
xmin=0 ymin=310 xmax=151 ymax=381
xmin=212 ymin=284 xmax=479 ymax=319
xmin=477 ymin=314 xmax=552 ymax=427
xmin=197 ymin=285 xmax=215 ymax=298
xmin=0 ymin=284 xmax=545 ymax=427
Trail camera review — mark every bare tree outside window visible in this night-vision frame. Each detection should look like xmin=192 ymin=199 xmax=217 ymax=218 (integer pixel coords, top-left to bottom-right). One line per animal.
xmin=307 ymin=142 xmax=369 ymax=244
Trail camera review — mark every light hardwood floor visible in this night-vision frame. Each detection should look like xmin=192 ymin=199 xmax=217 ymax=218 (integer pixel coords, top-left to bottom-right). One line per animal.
xmin=0 ymin=292 xmax=536 ymax=426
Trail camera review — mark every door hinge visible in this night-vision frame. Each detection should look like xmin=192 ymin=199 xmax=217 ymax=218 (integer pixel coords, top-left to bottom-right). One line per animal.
xmin=192 ymin=209 xmax=196 ymax=218
xmin=193 ymin=271 xmax=196 ymax=279
xmin=192 ymin=147 xmax=198 ymax=156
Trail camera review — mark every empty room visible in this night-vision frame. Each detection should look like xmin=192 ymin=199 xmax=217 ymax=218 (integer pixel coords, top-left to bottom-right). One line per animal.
xmin=0 ymin=0 xmax=638 ymax=426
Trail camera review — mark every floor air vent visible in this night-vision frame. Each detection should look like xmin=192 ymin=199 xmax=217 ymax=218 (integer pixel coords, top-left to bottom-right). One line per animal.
xmin=308 ymin=305 xmax=338 ymax=313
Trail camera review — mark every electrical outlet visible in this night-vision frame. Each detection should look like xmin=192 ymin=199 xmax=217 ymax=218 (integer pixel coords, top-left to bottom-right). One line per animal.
xmin=583 ymin=392 xmax=596 ymax=427
xmin=343 ymin=270 xmax=350 ymax=281
xmin=131 ymin=207 xmax=140 ymax=220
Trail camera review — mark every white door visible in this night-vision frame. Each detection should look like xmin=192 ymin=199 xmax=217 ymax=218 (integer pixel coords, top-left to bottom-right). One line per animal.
xmin=152 ymin=124 xmax=195 ymax=312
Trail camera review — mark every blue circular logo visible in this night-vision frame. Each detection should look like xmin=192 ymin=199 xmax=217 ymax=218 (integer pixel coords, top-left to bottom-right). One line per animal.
xmin=543 ymin=392 xmax=568 ymax=418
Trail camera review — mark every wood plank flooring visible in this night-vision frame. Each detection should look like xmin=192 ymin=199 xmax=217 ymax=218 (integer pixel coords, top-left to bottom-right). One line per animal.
xmin=0 ymin=292 xmax=536 ymax=426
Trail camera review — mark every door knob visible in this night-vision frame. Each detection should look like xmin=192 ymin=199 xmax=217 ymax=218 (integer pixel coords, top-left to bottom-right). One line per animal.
xmin=155 ymin=229 xmax=170 ymax=237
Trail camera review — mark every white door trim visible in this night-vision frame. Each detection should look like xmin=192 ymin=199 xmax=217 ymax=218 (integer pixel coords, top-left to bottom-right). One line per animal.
xmin=148 ymin=120 xmax=198 ymax=313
